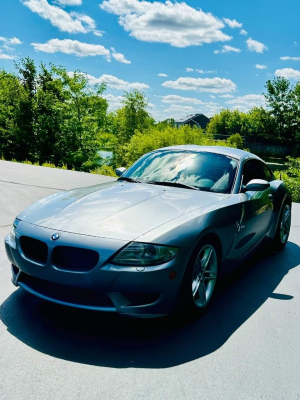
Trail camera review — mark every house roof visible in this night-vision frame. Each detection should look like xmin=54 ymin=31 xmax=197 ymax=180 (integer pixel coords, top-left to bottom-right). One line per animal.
xmin=175 ymin=113 xmax=209 ymax=124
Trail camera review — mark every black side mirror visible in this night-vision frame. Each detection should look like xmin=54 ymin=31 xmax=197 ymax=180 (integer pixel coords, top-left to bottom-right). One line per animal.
xmin=242 ymin=179 xmax=270 ymax=192
xmin=115 ymin=167 xmax=126 ymax=177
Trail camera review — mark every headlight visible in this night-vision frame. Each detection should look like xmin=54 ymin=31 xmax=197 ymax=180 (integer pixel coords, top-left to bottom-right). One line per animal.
xmin=112 ymin=242 xmax=179 ymax=266
xmin=10 ymin=219 xmax=20 ymax=243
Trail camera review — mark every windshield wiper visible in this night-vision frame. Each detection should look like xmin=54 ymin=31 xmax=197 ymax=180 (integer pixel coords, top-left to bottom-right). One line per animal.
xmin=118 ymin=176 xmax=141 ymax=183
xmin=147 ymin=181 xmax=199 ymax=191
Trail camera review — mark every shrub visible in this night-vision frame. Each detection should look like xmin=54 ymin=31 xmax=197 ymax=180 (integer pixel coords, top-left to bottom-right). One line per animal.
xmin=274 ymin=157 xmax=300 ymax=202
xmin=91 ymin=165 xmax=117 ymax=177
xmin=113 ymin=125 xmax=234 ymax=168
xmin=227 ymin=133 xmax=244 ymax=149
xmin=41 ymin=162 xmax=57 ymax=168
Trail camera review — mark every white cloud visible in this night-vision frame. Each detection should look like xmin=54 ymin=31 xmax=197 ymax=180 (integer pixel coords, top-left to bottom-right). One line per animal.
xmin=158 ymin=73 xmax=168 ymax=77
xmin=71 ymin=12 xmax=96 ymax=29
xmin=0 ymin=36 xmax=22 ymax=45
xmin=215 ymin=45 xmax=241 ymax=54
xmin=162 ymin=76 xmax=237 ymax=93
xmin=104 ymin=93 xmax=124 ymax=109
xmin=56 ymin=0 xmax=82 ymax=5
xmin=165 ymin=105 xmax=196 ymax=113
xmin=93 ymin=30 xmax=104 ymax=37
xmin=32 ymin=38 xmax=111 ymax=59
xmin=100 ymin=0 xmax=232 ymax=48
xmin=210 ymin=95 xmax=216 ymax=98
xmin=240 ymin=29 xmax=247 ymax=36
xmin=0 ymin=37 xmax=22 ymax=60
xmin=280 ymin=56 xmax=300 ymax=61
xmin=255 ymin=64 xmax=267 ymax=69
xmin=0 ymin=53 xmax=15 ymax=60
xmin=226 ymin=94 xmax=265 ymax=108
xmin=161 ymin=99 xmax=222 ymax=118
xmin=186 ymin=68 xmax=194 ymax=72
xmin=246 ymin=37 xmax=268 ymax=53
xmin=88 ymin=74 xmax=149 ymax=90
xmin=219 ymin=94 xmax=234 ymax=98
xmin=275 ymin=68 xmax=300 ymax=79
xmin=223 ymin=18 xmax=242 ymax=28
xmin=161 ymin=95 xmax=205 ymax=105
xmin=111 ymin=47 xmax=131 ymax=64
xmin=22 ymin=0 xmax=98 ymax=34
xmin=204 ymin=103 xmax=223 ymax=117
xmin=160 ymin=94 xmax=225 ymax=117
xmin=196 ymin=69 xmax=216 ymax=74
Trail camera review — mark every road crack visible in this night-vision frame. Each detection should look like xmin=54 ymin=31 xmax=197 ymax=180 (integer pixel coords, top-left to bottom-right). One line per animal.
xmin=0 ymin=179 xmax=64 ymax=191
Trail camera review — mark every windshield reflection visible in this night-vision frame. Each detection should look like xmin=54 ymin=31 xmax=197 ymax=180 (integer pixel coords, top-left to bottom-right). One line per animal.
xmin=122 ymin=150 xmax=238 ymax=194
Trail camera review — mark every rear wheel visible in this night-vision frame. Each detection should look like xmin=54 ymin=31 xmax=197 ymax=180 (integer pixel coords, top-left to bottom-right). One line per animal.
xmin=272 ymin=202 xmax=291 ymax=252
xmin=178 ymin=238 xmax=220 ymax=315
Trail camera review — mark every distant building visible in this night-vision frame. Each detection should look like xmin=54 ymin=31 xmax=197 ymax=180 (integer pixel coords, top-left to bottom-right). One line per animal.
xmin=174 ymin=113 xmax=210 ymax=130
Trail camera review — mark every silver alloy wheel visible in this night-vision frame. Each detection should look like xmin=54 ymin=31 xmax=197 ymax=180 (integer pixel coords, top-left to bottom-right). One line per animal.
xmin=191 ymin=244 xmax=218 ymax=308
xmin=280 ymin=204 xmax=291 ymax=244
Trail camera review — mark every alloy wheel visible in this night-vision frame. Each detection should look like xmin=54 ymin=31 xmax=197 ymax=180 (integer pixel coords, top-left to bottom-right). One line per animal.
xmin=191 ymin=244 xmax=218 ymax=308
xmin=280 ymin=204 xmax=291 ymax=244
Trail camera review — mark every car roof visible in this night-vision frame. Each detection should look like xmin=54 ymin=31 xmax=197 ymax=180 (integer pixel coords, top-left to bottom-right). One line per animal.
xmin=154 ymin=145 xmax=262 ymax=161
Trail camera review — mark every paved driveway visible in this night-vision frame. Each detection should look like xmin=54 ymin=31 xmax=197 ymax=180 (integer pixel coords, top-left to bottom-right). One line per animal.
xmin=0 ymin=160 xmax=300 ymax=399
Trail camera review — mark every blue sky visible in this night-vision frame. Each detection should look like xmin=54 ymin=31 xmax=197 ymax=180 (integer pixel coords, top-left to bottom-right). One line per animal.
xmin=1 ymin=0 xmax=300 ymax=121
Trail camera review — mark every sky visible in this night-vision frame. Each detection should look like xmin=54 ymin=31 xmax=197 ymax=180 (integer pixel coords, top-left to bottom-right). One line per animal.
xmin=1 ymin=0 xmax=300 ymax=121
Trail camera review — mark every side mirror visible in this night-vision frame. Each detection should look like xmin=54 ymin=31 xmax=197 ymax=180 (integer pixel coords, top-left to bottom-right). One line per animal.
xmin=242 ymin=179 xmax=270 ymax=192
xmin=115 ymin=167 xmax=126 ymax=177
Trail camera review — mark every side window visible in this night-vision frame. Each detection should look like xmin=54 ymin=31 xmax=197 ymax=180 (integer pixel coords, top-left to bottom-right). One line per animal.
xmin=263 ymin=164 xmax=273 ymax=182
xmin=242 ymin=160 xmax=265 ymax=186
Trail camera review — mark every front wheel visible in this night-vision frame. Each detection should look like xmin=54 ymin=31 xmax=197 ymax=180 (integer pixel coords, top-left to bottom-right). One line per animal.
xmin=178 ymin=238 xmax=219 ymax=315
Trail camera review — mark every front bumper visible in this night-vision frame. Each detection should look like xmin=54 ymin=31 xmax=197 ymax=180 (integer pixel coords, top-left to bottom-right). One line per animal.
xmin=5 ymin=221 xmax=191 ymax=317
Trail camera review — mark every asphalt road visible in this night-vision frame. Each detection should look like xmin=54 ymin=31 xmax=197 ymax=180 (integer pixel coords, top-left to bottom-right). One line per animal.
xmin=0 ymin=160 xmax=300 ymax=400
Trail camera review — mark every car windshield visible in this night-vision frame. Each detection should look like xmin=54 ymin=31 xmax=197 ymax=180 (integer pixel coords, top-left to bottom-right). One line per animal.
xmin=121 ymin=150 xmax=239 ymax=194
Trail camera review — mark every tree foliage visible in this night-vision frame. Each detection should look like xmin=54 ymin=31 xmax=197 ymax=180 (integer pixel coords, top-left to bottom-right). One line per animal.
xmin=207 ymin=76 xmax=300 ymax=154
xmin=1 ymin=59 xmax=300 ymax=187
xmin=112 ymin=125 xmax=236 ymax=168
xmin=0 ymin=58 xmax=108 ymax=170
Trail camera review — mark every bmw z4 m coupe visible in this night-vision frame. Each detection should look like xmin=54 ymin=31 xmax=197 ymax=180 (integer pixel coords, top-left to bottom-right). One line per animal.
xmin=5 ymin=146 xmax=292 ymax=318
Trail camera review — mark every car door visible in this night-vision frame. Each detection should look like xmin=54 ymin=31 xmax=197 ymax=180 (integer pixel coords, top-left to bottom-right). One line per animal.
xmin=239 ymin=159 xmax=274 ymax=256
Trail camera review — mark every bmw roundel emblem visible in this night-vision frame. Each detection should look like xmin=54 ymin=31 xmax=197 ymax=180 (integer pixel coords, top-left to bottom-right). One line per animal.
xmin=51 ymin=233 xmax=60 ymax=241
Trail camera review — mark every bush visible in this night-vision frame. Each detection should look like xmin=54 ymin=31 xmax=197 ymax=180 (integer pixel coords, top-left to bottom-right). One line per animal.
xmin=41 ymin=162 xmax=57 ymax=168
xmin=274 ymin=157 xmax=300 ymax=203
xmin=113 ymin=125 xmax=235 ymax=168
xmin=227 ymin=133 xmax=244 ymax=149
xmin=91 ymin=165 xmax=117 ymax=177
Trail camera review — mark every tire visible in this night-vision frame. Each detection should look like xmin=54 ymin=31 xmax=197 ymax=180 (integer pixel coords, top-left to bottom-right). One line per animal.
xmin=177 ymin=237 xmax=220 ymax=316
xmin=272 ymin=201 xmax=291 ymax=252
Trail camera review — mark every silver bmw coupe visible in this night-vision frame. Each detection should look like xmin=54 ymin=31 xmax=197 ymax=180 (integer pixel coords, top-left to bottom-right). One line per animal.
xmin=5 ymin=146 xmax=292 ymax=318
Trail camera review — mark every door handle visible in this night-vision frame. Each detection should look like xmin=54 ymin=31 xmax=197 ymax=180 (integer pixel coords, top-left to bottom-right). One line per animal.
xmin=268 ymin=194 xmax=273 ymax=202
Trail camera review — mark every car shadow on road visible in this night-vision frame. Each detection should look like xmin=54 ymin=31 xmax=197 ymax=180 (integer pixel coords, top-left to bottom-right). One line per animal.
xmin=0 ymin=241 xmax=299 ymax=369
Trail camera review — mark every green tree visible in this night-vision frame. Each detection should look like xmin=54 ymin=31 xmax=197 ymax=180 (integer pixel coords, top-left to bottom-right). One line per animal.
xmin=14 ymin=57 xmax=37 ymax=161
xmin=0 ymin=71 xmax=22 ymax=160
xmin=247 ymin=107 xmax=276 ymax=141
xmin=34 ymin=63 xmax=66 ymax=165
xmin=51 ymin=67 xmax=108 ymax=170
xmin=264 ymin=77 xmax=298 ymax=141
xmin=206 ymin=109 xmax=250 ymax=137
xmin=115 ymin=90 xmax=154 ymax=144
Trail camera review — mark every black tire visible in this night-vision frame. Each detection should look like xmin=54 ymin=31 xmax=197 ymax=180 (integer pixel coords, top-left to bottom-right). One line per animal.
xmin=177 ymin=237 xmax=220 ymax=316
xmin=272 ymin=201 xmax=291 ymax=252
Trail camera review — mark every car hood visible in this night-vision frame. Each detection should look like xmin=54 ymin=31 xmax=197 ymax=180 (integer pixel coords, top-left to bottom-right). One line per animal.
xmin=19 ymin=181 xmax=231 ymax=240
